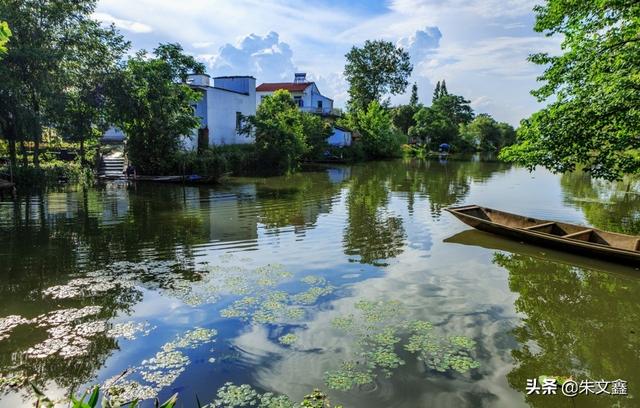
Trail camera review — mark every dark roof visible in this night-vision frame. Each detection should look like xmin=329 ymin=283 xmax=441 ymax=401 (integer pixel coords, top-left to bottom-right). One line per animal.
xmin=256 ymin=82 xmax=312 ymax=92
xmin=333 ymin=125 xmax=352 ymax=132
xmin=213 ymin=75 xmax=256 ymax=79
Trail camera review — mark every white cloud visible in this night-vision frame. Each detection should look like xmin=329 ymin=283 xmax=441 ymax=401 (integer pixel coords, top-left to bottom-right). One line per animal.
xmin=94 ymin=0 xmax=559 ymax=124
xmin=92 ymin=12 xmax=153 ymax=33
xmin=202 ymin=31 xmax=296 ymax=81
xmin=470 ymin=95 xmax=493 ymax=109
xmin=398 ymin=26 xmax=442 ymax=60
xmin=389 ymin=0 xmax=539 ymax=18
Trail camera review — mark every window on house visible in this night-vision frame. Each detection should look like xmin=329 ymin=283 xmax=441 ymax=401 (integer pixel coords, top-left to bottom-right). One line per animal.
xmin=235 ymin=112 xmax=242 ymax=132
xmin=317 ymin=100 xmax=323 ymax=109
xmin=294 ymin=96 xmax=303 ymax=107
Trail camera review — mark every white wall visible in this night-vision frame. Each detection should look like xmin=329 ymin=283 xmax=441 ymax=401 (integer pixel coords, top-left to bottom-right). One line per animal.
xmin=208 ymin=87 xmax=255 ymax=145
xmin=328 ymin=127 xmax=352 ymax=147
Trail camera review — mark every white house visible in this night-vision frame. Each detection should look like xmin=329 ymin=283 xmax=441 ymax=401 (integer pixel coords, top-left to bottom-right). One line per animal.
xmin=184 ymin=74 xmax=256 ymax=149
xmin=256 ymin=73 xmax=352 ymax=147
xmin=102 ymin=74 xmax=257 ymax=150
xmin=256 ymin=73 xmax=334 ymax=115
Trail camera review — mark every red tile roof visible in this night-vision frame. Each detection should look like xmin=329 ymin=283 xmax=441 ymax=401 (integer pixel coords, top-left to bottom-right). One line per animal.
xmin=256 ymin=82 xmax=312 ymax=92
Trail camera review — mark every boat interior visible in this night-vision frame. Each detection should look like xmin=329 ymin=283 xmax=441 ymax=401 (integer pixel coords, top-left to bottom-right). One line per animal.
xmin=452 ymin=205 xmax=640 ymax=252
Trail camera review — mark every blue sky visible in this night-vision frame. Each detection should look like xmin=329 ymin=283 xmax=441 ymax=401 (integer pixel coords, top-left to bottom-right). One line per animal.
xmin=94 ymin=0 xmax=559 ymax=125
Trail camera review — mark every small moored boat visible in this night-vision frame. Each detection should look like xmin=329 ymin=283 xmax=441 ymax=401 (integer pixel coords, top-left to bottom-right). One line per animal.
xmin=446 ymin=205 xmax=640 ymax=265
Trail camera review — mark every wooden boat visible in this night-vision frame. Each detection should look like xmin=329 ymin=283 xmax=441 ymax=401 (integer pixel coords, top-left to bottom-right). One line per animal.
xmin=445 ymin=204 xmax=640 ymax=265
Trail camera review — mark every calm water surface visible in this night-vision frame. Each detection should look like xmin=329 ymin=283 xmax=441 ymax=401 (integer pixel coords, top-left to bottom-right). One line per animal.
xmin=0 ymin=158 xmax=639 ymax=407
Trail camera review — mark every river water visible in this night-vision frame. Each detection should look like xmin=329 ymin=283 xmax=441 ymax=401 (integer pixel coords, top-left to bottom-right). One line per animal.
xmin=0 ymin=158 xmax=638 ymax=407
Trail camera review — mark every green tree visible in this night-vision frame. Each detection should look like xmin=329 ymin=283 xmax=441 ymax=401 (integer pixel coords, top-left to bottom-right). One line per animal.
xmin=500 ymin=0 xmax=640 ymax=181
xmin=0 ymin=21 xmax=10 ymax=55
xmin=109 ymin=44 xmax=204 ymax=175
xmin=392 ymin=104 xmax=418 ymax=136
xmin=459 ymin=114 xmax=514 ymax=151
xmin=432 ymin=94 xmax=473 ymax=126
xmin=432 ymin=79 xmax=449 ymax=102
xmin=344 ymin=40 xmax=413 ymax=112
xmin=409 ymin=83 xmax=419 ymax=106
xmin=54 ymin=21 xmax=129 ymax=165
xmin=300 ymin=113 xmax=332 ymax=161
xmin=0 ymin=0 xmax=99 ymax=168
xmin=243 ymin=90 xmax=308 ymax=174
xmin=410 ymin=91 xmax=474 ymax=150
xmin=392 ymin=83 xmax=421 ymax=136
xmin=433 ymin=81 xmax=441 ymax=101
xmin=348 ymin=100 xmax=406 ymax=159
xmin=410 ymin=106 xmax=457 ymax=149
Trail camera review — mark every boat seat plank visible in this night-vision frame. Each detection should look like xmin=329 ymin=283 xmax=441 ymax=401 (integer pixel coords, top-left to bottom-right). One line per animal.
xmin=524 ymin=222 xmax=556 ymax=230
xmin=635 ymin=239 xmax=640 ymax=252
xmin=564 ymin=229 xmax=593 ymax=239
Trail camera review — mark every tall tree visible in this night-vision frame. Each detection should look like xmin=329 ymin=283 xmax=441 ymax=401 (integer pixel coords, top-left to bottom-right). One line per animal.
xmin=432 ymin=81 xmax=441 ymax=102
xmin=54 ymin=21 xmax=129 ymax=164
xmin=409 ymin=83 xmax=419 ymax=106
xmin=0 ymin=0 xmax=99 ymax=168
xmin=500 ymin=0 xmax=640 ymax=180
xmin=432 ymin=94 xmax=474 ymax=126
xmin=344 ymin=40 xmax=413 ymax=112
xmin=440 ymin=79 xmax=448 ymax=96
xmin=108 ymin=44 xmax=204 ymax=175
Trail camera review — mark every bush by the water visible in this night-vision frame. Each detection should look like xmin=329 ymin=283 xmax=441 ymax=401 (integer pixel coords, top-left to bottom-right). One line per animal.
xmin=1 ymin=159 xmax=93 ymax=187
xmin=170 ymin=145 xmax=257 ymax=180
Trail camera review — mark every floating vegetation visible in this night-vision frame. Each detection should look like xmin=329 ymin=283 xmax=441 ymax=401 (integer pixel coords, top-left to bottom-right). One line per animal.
xmin=0 ymin=315 xmax=30 ymax=340
xmin=211 ymin=383 xmax=342 ymax=408
xmin=106 ymin=380 xmax=157 ymax=405
xmin=324 ymin=299 xmax=480 ymax=390
xmin=0 ymin=372 xmax=33 ymax=391
xmin=105 ymin=328 xmax=218 ymax=402
xmin=278 ymin=333 xmax=298 ymax=346
xmin=324 ymin=361 xmax=374 ymax=391
xmin=34 ymin=306 xmax=103 ymax=327
xmin=42 ymin=276 xmax=135 ymax=300
xmin=108 ymin=321 xmax=155 ymax=340
xmin=220 ymin=275 xmax=334 ymax=325
xmin=292 ymin=286 xmax=335 ymax=305
xmin=405 ymin=323 xmax=480 ymax=373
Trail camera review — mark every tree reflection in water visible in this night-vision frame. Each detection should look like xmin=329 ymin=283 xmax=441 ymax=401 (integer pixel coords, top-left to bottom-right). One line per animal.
xmin=495 ymin=252 xmax=640 ymax=407
xmin=561 ymin=172 xmax=640 ymax=235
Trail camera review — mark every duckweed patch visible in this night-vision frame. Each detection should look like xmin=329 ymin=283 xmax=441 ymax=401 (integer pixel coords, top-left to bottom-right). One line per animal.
xmin=105 ymin=327 xmax=218 ymax=403
xmin=278 ymin=333 xmax=298 ymax=346
xmin=220 ymin=275 xmax=334 ymax=325
xmin=324 ymin=299 xmax=480 ymax=390
xmin=211 ymin=383 xmax=342 ymax=408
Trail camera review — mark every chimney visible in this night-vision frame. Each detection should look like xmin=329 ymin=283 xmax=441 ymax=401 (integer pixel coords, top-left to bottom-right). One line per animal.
xmin=186 ymin=73 xmax=210 ymax=87
xmin=294 ymin=73 xmax=307 ymax=83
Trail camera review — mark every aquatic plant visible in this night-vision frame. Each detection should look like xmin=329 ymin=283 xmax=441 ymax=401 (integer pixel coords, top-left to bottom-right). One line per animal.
xmin=102 ymin=327 xmax=218 ymax=403
xmin=405 ymin=323 xmax=480 ymax=373
xmin=278 ymin=334 xmax=298 ymax=346
xmin=32 ymin=382 xmax=343 ymax=408
xmin=31 ymin=382 xmax=178 ymax=408
xmin=324 ymin=299 xmax=480 ymax=390
xmin=211 ymin=383 xmax=342 ymax=408
xmin=219 ymin=274 xmax=334 ymax=325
